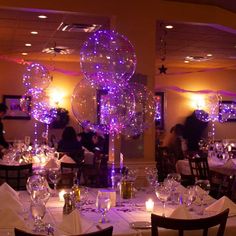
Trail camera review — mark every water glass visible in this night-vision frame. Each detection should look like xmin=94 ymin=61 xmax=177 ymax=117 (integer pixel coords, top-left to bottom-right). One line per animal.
xmin=195 ymin=179 xmax=211 ymax=215
xmin=96 ymin=194 xmax=111 ymax=223
xmin=48 ymin=169 xmax=61 ymax=196
xmin=155 ymin=182 xmax=169 ymax=216
xmin=30 ymin=201 xmax=46 ymax=232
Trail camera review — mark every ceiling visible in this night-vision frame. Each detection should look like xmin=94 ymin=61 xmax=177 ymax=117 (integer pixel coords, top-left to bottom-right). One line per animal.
xmin=0 ymin=8 xmax=110 ymax=63
xmin=1 ymin=7 xmax=236 ymax=73
xmin=156 ymin=21 xmax=236 ymax=70
xmin=165 ymin=0 xmax=236 ymax=14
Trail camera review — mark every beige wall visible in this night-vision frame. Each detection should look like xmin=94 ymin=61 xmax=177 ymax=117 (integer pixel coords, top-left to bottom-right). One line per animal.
xmin=0 ymin=60 xmax=82 ymax=142
xmin=157 ymin=68 xmax=236 ymax=139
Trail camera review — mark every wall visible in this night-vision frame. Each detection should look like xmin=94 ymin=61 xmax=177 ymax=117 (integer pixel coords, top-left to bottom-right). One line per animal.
xmin=0 ymin=60 xmax=82 ymax=142
xmin=156 ymin=68 xmax=236 ymax=140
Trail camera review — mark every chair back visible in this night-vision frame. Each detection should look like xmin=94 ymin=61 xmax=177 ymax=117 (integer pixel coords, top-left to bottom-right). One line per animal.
xmin=15 ymin=228 xmax=43 ymax=235
xmin=15 ymin=226 xmax=113 ymax=236
xmin=0 ymin=163 xmax=32 ymax=190
xmin=151 ymin=208 xmax=229 ymax=236
xmin=188 ymin=155 xmax=210 ymax=180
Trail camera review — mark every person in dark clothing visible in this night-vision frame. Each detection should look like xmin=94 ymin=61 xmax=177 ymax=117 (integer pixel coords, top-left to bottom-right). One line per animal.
xmin=0 ymin=103 xmax=9 ymax=149
xmin=183 ymin=111 xmax=208 ymax=151
xmin=57 ymin=126 xmax=83 ymax=163
xmin=77 ymin=127 xmax=95 ymax=152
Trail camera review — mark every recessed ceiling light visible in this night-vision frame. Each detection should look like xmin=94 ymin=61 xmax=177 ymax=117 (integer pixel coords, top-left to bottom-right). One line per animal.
xmin=25 ymin=43 xmax=32 ymax=47
xmin=184 ymin=60 xmax=189 ymax=63
xmin=38 ymin=15 xmax=47 ymax=19
xmin=31 ymin=31 xmax=38 ymax=35
xmin=21 ymin=52 xmax=28 ymax=56
xmin=165 ymin=25 xmax=173 ymax=29
xmin=207 ymin=54 xmax=212 ymax=57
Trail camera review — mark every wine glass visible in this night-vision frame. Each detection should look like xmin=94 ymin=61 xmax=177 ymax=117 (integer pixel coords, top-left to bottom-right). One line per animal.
xmin=167 ymin=173 xmax=181 ymax=205
xmin=183 ymin=185 xmax=196 ymax=211
xmin=155 ymin=182 xmax=170 ymax=217
xmin=30 ymin=200 xmax=46 ymax=232
xmin=96 ymin=194 xmax=111 ymax=223
xmin=195 ymin=179 xmax=211 ymax=215
xmin=48 ymin=169 xmax=61 ymax=196
xmin=145 ymin=167 xmax=158 ymax=192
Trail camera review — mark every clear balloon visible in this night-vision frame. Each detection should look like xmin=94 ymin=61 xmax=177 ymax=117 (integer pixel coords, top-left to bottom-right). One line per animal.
xmin=23 ymin=63 xmax=52 ymax=90
xmin=195 ymin=94 xmax=220 ymax=122
xmin=121 ymin=83 xmax=156 ymax=137
xmin=30 ymin=89 xmax=57 ymax=124
xmin=71 ymin=79 xmax=135 ymax=134
xmin=80 ymin=30 xmax=137 ymax=88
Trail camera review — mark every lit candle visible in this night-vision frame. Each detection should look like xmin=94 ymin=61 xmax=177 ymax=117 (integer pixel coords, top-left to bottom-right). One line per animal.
xmin=228 ymin=145 xmax=232 ymax=152
xmin=59 ymin=190 xmax=66 ymax=201
xmin=145 ymin=199 xmax=154 ymax=212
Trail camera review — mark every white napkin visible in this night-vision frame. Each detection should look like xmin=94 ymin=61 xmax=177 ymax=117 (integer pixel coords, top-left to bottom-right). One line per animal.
xmin=169 ymin=205 xmax=192 ymax=219
xmin=0 ymin=189 xmax=23 ymax=212
xmin=205 ymin=196 xmax=236 ymax=215
xmin=58 ymin=209 xmax=93 ymax=235
xmin=194 ymin=186 xmax=214 ymax=205
xmin=0 ymin=207 xmax=27 ymax=229
xmin=0 ymin=182 xmax=19 ymax=199
xmin=60 ymin=155 xmax=76 ymax=164
xmin=44 ymin=158 xmax=60 ymax=169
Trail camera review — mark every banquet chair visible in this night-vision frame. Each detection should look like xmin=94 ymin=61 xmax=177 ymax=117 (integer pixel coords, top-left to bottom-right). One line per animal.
xmin=151 ymin=208 xmax=229 ymax=236
xmin=58 ymin=162 xmax=80 ymax=188
xmin=0 ymin=163 xmax=32 ymax=190
xmin=188 ymin=155 xmax=210 ymax=180
xmin=15 ymin=226 xmax=113 ymax=236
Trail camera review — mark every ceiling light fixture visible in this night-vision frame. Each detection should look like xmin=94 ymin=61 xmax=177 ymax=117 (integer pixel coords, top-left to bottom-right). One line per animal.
xmin=42 ymin=46 xmax=74 ymax=55
xmin=185 ymin=55 xmax=212 ymax=62
xmin=165 ymin=25 xmax=173 ymax=29
xmin=184 ymin=60 xmax=189 ymax=63
xmin=21 ymin=52 xmax=28 ymax=56
xmin=31 ymin=31 xmax=38 ymax=35
xmin=207 ymin=54 xmax=212 ymax=57
xmin=38 ymin=15 xmax=47 ymax=19
xmin=25 ymin=43 xmax=32 ymax=47
xmin=57 ymin=22 xmax=101 ymax=33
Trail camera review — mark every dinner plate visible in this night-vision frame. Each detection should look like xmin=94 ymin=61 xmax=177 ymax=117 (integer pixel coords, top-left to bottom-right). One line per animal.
xmin=130 ymin=221 xmax=151 ymax=229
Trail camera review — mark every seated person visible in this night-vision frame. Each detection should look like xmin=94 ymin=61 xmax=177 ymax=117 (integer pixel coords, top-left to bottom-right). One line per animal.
xmin=57 ymin=126 xmax=83 ymax=164
xmin=78 ymin=126 xmax=95 ymax=152
xmin=162 ymin=123 xmax=186 ymax=161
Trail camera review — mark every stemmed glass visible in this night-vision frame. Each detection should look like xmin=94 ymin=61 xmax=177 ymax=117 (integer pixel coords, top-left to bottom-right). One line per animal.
xmin=145 ymin=167 xmax=158 ymax=192
xmin=48 ymin=169 xmax=61 ymax=196
xmin=96 ymin=194 xmax=111 ymax=223
xmin=155 ymin=182 xmax=170 ymax=217
xmin=195 ymin=179 xmax=211 ymax=215
xmin=183 ymin=185 xmax=196 ymax=211
xmin=166 ymin=173 xmax=181 ymax=205
xmin=30 ymin=200 xmax=46 ymax=232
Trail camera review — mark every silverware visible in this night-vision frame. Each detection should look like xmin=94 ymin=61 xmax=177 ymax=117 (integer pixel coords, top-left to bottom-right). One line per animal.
xmin=45 ymin=223 xmax=54 ymax=235
xmin=96 ymin=224 xmax=103 ymax=230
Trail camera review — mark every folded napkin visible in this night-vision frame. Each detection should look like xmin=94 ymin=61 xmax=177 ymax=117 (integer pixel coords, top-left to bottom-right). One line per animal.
xmin=205 ymin=196 xmax=236 ymax=215
xmin=58 ymin=209 xmax=93 ymax=235
xmin=0 ymin=189 xmax=23 ymax=212
xmin=0 ymin=208 xmax=27 ymax=229
xmin=194 ymin=186 xmax=214 ymax=205
xmin=0 ymin=182 xmax=19 ymax=199
xmin=60 ymin=155 xmax=76 ymax=164
xmin=44 ymin=158 xmax=60 ymax=169
xmin=169 ymin=205 xmax=192 ymax=219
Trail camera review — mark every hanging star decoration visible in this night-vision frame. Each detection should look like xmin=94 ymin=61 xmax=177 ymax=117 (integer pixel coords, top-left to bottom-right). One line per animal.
xmin=159 ymin=64 xmax=167 ymax=74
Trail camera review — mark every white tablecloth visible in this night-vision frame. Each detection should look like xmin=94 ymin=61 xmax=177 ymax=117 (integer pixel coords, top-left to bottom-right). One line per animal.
xmin=1 ymin=188 xmax=236 ymax=236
